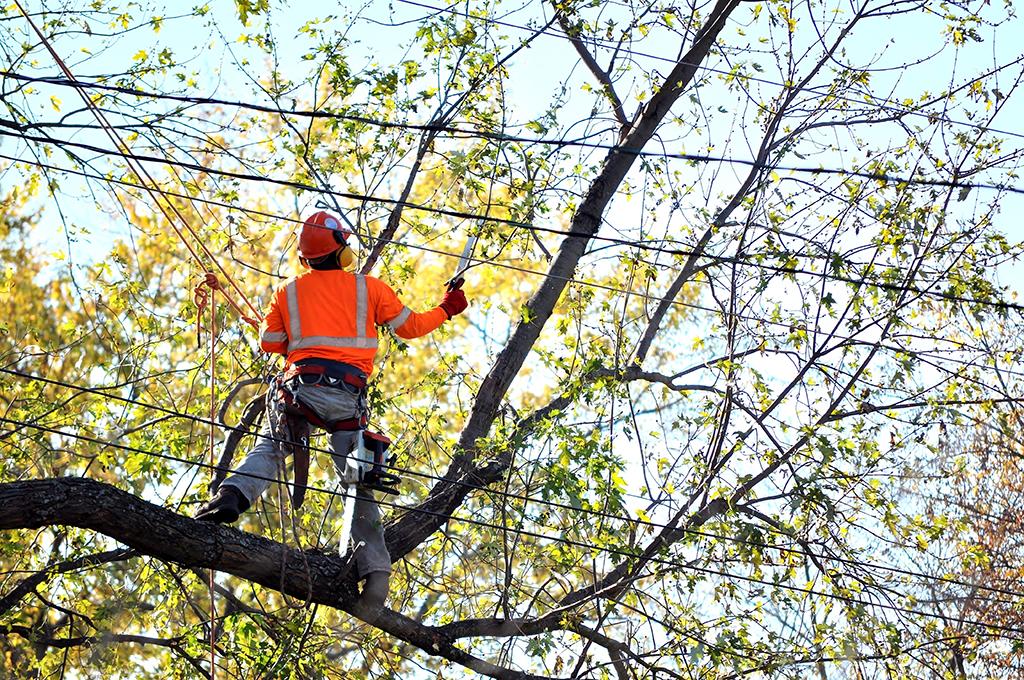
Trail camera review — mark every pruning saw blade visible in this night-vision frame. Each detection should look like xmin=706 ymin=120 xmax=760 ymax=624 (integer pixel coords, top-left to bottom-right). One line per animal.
xmin=447 ymin=232 xmax=479 ymax=291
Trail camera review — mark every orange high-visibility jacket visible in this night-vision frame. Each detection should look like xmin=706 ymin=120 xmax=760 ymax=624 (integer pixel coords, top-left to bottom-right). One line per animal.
xmin=259 ymin=270 xmax=447 ymax=375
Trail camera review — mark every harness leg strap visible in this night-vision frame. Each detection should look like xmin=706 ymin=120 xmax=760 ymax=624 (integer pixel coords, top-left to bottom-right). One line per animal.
xmin=272 ymin=367 xmax=400 ymax=505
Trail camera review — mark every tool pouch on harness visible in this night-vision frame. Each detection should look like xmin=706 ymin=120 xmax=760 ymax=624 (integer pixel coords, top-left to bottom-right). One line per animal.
xmin=348 ymin=430 xmax=400 ymax=495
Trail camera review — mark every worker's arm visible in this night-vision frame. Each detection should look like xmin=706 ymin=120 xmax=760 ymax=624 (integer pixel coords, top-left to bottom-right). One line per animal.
xmin=370 ymin=277 xmax=460 ymax=340
xmin=259 ymin=286 xmax=289 ymax=354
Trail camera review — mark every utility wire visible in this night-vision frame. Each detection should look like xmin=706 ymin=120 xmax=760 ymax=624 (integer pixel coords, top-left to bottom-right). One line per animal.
xmin=7 ymin=0 xmax=1023 ymax=147
xmin=4 ymin=131 xmax=1024 ymax=316
xmin=6 ymin=2 xmax=1024 ymax=648
xmin=7 ymin=146 xmax=1024 ymax=389
xmin=6 ymin=3 xmax=1024 ymax=631
xmin=3 ymin=366 xmax=1024 ymax=605
xmin=14 ymin=147 xmax=1024 ymax=385
xmin=8 ymin=10 xmax=1023 ymax=321
xmin=3 ymin=411 xmax=1024 ymax=637
xmin=3 ymin=70 xmax=1022 ymax=198
xmin=8 ymin=147 xmax=1024 ymax=398
xmin=0 ymin=148 xmax=735 ymax=317
xmin=8 ymin=5 xmax=261 ymax=327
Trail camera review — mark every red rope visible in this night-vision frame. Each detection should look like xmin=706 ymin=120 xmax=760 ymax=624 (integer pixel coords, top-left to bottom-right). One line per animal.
xmin=198 ymin=273 xmax=219 ymax=680
xmin=14 ymin=8 xmax=253 ymax=673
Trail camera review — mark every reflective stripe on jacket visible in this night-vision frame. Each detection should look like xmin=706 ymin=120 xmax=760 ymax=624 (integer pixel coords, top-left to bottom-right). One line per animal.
xmin=259 ymin=270 xmax=447 ymax=375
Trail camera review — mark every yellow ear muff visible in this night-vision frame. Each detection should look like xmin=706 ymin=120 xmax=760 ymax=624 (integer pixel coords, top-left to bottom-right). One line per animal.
xmin=337 ymin=245 xmax=356 ymax=271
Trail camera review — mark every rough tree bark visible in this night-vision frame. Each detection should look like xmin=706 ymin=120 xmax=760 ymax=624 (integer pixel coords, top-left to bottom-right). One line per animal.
xmin=0 ymin=477 xmax=560 ymax=680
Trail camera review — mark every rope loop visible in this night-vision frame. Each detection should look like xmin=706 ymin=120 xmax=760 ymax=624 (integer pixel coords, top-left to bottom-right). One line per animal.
xmin=194 ymin=272 xmax=221 ymax=341
xmin=194 ymin=271 xmax=259 ymax=331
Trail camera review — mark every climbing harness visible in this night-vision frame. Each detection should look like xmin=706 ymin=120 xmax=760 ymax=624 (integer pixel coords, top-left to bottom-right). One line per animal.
xmin=265 ymin=361 xmax=400 ymax=510
xmin=264 ymin=360 xmax=399 ymax=562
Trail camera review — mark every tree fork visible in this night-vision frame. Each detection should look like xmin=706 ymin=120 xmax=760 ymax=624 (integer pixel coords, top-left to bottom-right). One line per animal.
xmin=387 ymin=0 xmax=744 ymax=561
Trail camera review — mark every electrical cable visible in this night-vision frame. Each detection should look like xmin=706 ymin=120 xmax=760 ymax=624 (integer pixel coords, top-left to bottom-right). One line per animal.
xmin=4 ymin=133 xmax=1024 ymax=316
xmin=7 ymin=146 xmax=1024 ymax=389
xmin=3 ymin=411 xmax=1024 ymax=637
xmin=9 ymin=4 xmax=261 ymax=330
xmin=8 ymin=141 xmax=1024 ymax=397
xmin=2 ymin=70 xmax=1021 ymax=199
xmin=8 ymin=9 xmax=1022 ymax=326
xmin=6 ymin=0 xmax=1022 ymax=147
xmin=0 ymin=150 xmax=748 ymax=321
xmin=6 ymin=2 xmax=1024 ymax=658
xmin=8 ymin=145 xmax=1024 ymax=392
xmin=12 ymin=149 xmax=1024 ymax=392
xmin=3 ymin=365 xmax=1024 ymax=604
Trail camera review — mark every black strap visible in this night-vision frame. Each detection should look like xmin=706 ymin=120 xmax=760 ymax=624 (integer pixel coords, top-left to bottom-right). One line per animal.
xmin=288 ymin=358 xmax=368 ymax=389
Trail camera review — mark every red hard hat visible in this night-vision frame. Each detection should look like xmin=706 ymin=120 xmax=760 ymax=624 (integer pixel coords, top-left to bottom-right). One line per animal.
xmin=298 ymin=211 xmax=350 ymax=260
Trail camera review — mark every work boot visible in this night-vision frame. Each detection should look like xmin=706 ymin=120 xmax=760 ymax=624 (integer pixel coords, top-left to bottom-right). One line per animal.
xmin=195 ymin=485 xmax=250 ymax=523
xmin=356 ymin=571 xmax=390 ymax=613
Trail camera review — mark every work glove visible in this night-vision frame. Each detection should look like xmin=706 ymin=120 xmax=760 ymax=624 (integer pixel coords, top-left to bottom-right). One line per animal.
xmin=440 ymin=280 xmax=468 ymax=319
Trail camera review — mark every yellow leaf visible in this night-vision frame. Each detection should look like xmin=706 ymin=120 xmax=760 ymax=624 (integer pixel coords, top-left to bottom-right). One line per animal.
xmin=132 ymin=49 xmax=147 ymax=62
xmin=49 ymin=95 xmax=61 ymax=111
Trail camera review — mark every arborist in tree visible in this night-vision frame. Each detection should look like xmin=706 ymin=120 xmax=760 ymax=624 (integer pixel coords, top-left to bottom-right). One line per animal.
xmin=195 ymin=210 xmax=469 ymax=611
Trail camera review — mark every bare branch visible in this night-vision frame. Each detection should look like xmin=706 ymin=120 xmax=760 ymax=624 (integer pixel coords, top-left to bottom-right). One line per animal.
xmin=551 ymin=4 xmax=630 ymax=130
xmin=0 ymin=548 xmax=136 ymax=616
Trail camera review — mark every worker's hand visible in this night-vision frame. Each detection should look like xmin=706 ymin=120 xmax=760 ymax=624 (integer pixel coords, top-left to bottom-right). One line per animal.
xmin=440 ymin=280 xmax=468 ymax=319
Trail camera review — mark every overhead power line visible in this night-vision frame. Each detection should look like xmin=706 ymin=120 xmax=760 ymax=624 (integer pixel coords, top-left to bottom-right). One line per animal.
xmin=5 ymin=1 xmax=1024 ymax=650
xmin=3 ymin=366 xmax=1024 ymax=606
xmin=4 ymin=131 xmax=1024 ymax=316
xmin=2 ymin=70 xmax=1021 ymax=199
xmin=6 ymin=7 xmax=261 ymax=327
xmin=11 ymin=144 xmax=1014 ymax=363
xmin=0 ymin=149 xmax=737 ymax=317
xmin=8 ymin=146 xmax=1024 ymax=391
xmin=3 ymin=411 xmax=1024 ymax=639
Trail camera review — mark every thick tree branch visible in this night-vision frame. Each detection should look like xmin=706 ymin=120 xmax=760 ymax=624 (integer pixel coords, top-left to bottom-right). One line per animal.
xmin=0 ymin=478 xmax=562 ymax=680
